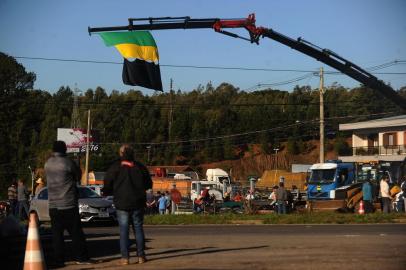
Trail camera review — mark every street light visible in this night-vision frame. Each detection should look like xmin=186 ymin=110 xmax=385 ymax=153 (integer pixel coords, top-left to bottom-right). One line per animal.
xmin=273 ymin=147 xmax=279 ymax=182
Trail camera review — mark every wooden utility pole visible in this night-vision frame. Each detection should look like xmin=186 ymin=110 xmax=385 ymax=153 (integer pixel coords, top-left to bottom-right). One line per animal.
xmin=84 ymin=109 xmax=91 ymax=186
xmin=168 ymin=78 xmax=173 ymax=139
xmin=319 ymin=67 xmax=325 ymax=163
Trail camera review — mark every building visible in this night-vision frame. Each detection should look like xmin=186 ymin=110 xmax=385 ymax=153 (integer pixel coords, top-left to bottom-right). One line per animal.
xmin=338 ymin=115 xmax=406 ymax=183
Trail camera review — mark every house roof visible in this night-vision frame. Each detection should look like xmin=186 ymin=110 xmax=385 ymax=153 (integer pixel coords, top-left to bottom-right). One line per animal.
xmin=339 ymin=115 xmax=406 ymax=131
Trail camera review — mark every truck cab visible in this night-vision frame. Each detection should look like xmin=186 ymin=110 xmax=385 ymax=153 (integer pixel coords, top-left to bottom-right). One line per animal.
xmin=190 ymin=168 xmax=232 ymax=201
xmin=307 ymin=161 xmax=355 ymax=200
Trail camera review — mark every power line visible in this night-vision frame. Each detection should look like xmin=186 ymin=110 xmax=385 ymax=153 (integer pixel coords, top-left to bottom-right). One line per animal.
xmin=95 ymin=111 xmax=397 ymax=146
xmin=246 ymin=73 xmax=315 ymax=90
xmin=14 ymin=56 xmax=406 ymax=75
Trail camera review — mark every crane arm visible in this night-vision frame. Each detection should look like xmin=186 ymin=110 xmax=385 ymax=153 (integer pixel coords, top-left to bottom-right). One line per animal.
xmin=260 ymin=28 xmax=406 ymax=110
xmin=89 ymin=14 xmax=406 ymax=111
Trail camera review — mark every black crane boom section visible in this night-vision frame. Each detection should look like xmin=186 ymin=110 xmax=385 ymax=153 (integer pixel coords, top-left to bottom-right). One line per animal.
xmin=88 ymin=15 xmax=406 ymax=111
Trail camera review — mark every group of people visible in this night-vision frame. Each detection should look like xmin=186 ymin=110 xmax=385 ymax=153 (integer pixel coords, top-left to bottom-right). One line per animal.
xmin=5 ymin=139 xmax=406 ymax=268
xmin=193 ymin=188 xmax=216 ymax=213
xmin=361 ymin=174 xmax=406 ymax=214
xmin=7 ymin=177 xmax=46 ymax=221
xmin=146 ymin=190 xmax=173 ymax=215
xmin=36 ymin=141 xmax=152 ymax=267
xmin=268 ymin=182 xmax=294 ymax=214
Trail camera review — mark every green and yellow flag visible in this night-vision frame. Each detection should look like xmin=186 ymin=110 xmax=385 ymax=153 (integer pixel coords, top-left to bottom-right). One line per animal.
xmin=98 ymin=31 xmax=159 ymax=62
xmin=98 ymin=31 xmax=163 ymax=91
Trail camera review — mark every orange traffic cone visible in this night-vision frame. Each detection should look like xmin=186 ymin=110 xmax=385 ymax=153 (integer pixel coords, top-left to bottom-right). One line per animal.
xmin=358 ymin=200 xmax=365 ymax=215
xmin=24 ymin=211 xmax=46 ymax=270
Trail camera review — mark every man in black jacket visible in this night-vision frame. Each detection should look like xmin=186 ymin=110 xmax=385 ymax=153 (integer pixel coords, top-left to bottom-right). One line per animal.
xmin=103 ymin=144 xmax=152 ymax=265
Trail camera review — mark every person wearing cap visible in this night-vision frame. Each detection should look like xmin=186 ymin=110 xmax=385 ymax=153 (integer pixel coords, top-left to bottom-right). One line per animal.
xmin=34 ymin=178 xmax=45 ymax=195
xmin=45 ymin=140 xmax=92 ymax=267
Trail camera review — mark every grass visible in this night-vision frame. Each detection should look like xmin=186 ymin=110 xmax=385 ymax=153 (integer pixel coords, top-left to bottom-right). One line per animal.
xmin=144 ymin=212 xmax=406 ymax=225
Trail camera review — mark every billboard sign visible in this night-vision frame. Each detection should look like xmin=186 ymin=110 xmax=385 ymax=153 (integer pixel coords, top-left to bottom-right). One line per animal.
xmin=57 ymin=128 xmax=100 ymax=153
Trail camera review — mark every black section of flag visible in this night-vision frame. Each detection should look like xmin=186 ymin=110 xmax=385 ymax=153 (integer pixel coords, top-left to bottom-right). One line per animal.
xmin=122 ymin=58 xmax=163 ymax=91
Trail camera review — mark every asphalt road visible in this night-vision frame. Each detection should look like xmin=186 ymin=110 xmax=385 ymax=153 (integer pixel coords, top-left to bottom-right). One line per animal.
xmin=34 ymin=223 xmax=406 ymax=270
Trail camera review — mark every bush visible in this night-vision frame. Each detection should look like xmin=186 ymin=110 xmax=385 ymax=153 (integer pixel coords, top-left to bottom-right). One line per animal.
xmin=334 ymin=138 xmax=351 ymax=155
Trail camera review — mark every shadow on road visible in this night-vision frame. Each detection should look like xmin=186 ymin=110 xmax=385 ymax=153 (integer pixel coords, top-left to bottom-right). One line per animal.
xmin=147 ymin=245 xmax=269 ymax=262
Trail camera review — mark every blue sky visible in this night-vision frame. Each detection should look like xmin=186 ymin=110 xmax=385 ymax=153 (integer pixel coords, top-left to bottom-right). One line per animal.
xmin=1 ymin=0 xmax=405 ymax=94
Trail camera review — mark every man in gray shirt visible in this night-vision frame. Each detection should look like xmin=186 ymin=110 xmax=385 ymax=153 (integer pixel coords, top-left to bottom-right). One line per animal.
xmin=17 ymin=179 xmax=29 ymax=220
xmin=45 ymin=140 xmax=91 ymax=267
xmin=276 ymin=182 xmax=288 ymax=214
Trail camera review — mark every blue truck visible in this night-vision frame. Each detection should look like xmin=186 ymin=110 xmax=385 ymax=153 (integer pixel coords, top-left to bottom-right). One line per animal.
xmin=307 ymin=160 xmax=356 ymax=200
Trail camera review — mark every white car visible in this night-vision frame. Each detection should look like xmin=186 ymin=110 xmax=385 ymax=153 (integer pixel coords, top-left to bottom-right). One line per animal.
xmin=30 ymin=186 xmax=116 ymax=223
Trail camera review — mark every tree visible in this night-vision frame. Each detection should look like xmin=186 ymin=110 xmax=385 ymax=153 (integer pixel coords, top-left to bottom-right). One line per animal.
xmin=334 ymin=137 xmax=352 ymax=156
xmin=0 ymin=53 xmax=36 ymax=197
xmin=0 ymin=52 xmax=36 ymax=94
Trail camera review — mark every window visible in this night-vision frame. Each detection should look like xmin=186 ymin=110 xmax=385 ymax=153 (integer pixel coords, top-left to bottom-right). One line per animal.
xmin=309 ymin=169 xmax=336 ymax=184
xmin=338 ymin=169 xmax=348 ymax=184
xmin=78 ymin=187 xmax=101 ymax=198
xmin=383 ymin=132 xmax=397 ymax=147
xmin=404 ymin=132 xmax=406 ymax=145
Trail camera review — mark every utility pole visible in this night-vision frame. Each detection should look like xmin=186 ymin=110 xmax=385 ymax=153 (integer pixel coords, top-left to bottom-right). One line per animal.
xmin=319 ymin=67 xmax=325 ymax=163
xmin=84 ymin=109 xmax=91 ymax=186
xmin=71 ymin=84 xmax=82 ymax=172
xmin=168 ymin=78 xmax=174 ymax=139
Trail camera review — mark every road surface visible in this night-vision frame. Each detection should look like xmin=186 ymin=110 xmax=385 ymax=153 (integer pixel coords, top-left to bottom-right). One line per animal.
xmin=7 ymin=223 xmax=406 ymax=269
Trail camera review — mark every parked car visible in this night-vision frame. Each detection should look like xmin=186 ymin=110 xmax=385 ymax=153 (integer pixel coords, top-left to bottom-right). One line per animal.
xmin=86 ymin=184 xmax=104 ymax=196
xmin=30 ymin=186 xmax=116 ymax=223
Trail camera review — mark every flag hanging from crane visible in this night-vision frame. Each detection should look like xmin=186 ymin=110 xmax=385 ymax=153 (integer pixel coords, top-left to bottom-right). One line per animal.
xmin=98 ymin=31 xmax=163 ymax=91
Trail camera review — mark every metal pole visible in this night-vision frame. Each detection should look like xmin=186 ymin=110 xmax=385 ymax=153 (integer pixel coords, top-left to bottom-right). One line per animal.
xmin=249 ymin=178 xmax=255 ymax=193
xmin=84 ymin=109 xmax=91 ymax=186
xmin=168 ymin=79 xmax=173 ymax=140
xmin=273 ymin=148 xmax=279 ymax=182
xmin=319 ymin=67 xmax=325 ymax=163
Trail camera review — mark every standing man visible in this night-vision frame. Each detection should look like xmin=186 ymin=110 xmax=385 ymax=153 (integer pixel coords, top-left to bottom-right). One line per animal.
xmin=380 ymin=175 xmax=392 ymax=213
xmin=7 ymin=182 xmax=17 ymax=216
xmin=362 ymin=179 xmax=373 ymax=213
xmin=145 ymin=189 xmax=156 ymax=215
xmin=17 ymin=179 xmax=29 ymax=220
xmin=103 ymin=144 xmax=152 ymax=265
xmin=276 ymin=182 xmax=287 ymax=214
xmin=45 ymin=141 xmax=92 ymax=267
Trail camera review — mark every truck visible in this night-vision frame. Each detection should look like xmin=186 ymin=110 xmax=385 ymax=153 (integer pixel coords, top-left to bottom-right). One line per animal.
xmin=306 ymin=160 xmax=393 ymax=212
xmin=190 ymin=168 xmax=231 ymax=201
xmin=307 ymin=160 xmax=356 ymax=200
